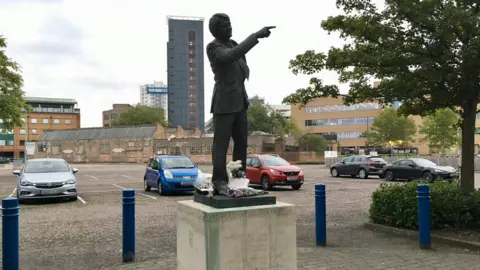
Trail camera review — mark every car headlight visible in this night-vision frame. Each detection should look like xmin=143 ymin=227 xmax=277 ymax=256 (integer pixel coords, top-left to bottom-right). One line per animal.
xmin=270 ymin=169 xmax=281 ymax=174
xmin=299 ymin=170 xmax=303 ymax=175
xmin=20 ymin=179 xmax=33 ymax=186
xmin=65 ymin=178 xmax=76 ymax=184
xmin=164 ymin=170 xmax=173 ymax=178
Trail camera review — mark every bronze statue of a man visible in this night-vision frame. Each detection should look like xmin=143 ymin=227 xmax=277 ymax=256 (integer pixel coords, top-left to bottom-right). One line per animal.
xmin=206 ymin=13 xmax=275 ymax=196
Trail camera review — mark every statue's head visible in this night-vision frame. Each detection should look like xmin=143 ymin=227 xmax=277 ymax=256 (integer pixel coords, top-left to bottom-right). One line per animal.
xmin=209 ymin=13 xmax=232 ymax=41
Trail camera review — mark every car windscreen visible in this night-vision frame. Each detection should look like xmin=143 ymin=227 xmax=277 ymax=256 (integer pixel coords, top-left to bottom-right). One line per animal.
xmin=24 ymin=160 xmax=70 ymax=173
xmin=261 ymin=156 xmax=291 ymax=166
xmin=368 ymin=157 xmax=387 ymax=163
xmin=413 ymin=159 xmax=437 ymax=167
xmin=161 ymin=157 xmax=195 ymax=169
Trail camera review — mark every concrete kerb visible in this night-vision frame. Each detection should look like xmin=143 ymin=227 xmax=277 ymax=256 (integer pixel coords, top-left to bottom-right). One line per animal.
xmin=364 ymin=222 xmax=480 ymax=252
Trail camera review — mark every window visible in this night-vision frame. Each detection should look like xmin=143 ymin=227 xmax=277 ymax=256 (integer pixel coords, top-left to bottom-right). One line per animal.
xmin=250 ymin=158 xmax=261 ymax=167
xmin=305 ymin=117 xmax=374 ymax=126
xmin=128 ymin=141 xmax=135 ymax=147
xmin=304 ymin=102 xmax=380 ymax=113
xmin=19 ymin=129 xmax=26 ymax=135
xmin=188 ymin=30 xmax=195 ymax=41
xmin=111 ymin=114 xmax=118 ymax=119
xmin=161 ymin=157 xmax=195 ymax=169
xmin=104 ymin=114 xmax=110 ymax=120
xmin=53 ymin=119 xmax=60 ymax=124
xmin=0 ymin=140 xmax=5 ymax=146
xmin=100 ymin=144 xmax=109 ymax=153
xmin=31 ymin=129 xmax=37 ymax=135
xmin=7 ymin=140 xmax=13 ymax=146
xmin=24 ymin=159 xmax=70 ymax=173
xmin=343 ymin=157 xmax=354 ymax=163
xmin=30 ymin=118 xmax=37 ymax=123
xmin=19 ymin=140 xmax=25 ymax=146
xmin=65 ymin=119 xmax=71 ymax=124
xmin=42 ymin=118 xmax=49 ymax=124
xmin=189 ymin=71 xmax=196 ymax=77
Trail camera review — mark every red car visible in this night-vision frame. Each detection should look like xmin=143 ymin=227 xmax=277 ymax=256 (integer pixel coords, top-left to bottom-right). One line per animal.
xmin=246 ymin=154 xmax=304 ymax=190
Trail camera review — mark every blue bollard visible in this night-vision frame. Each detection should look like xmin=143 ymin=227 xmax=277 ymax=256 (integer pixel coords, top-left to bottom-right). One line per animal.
xmin=315 ymin=184 xmax=326 ymax=246
xmin=122 ymin=189 xmax=135 ymax=262
xmin=2 ymin=197 xmax=20 ymax=270
xmin=417 ymin=184 xmax=431 ymax=249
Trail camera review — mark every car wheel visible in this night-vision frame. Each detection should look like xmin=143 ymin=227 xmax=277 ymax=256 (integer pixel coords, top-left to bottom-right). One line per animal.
xmin=358 ymin=169 xmax=368 ymax=179
xmin=291 ymin=184 xmax=302 ymax=190
xmin=385 ymin=170 xmax=395 ymax=181
xmin=330 ymin=168 xmax=339 ymax=177
xmin=261 ymin=175 xmax=272 ymax=190
xmin=422 ymin=172 xmax=435 ymax=183
xmin=144 ymin=177 xmax=151 ymax=192
xmin=158 ymin=180 xmax=165 ymax=195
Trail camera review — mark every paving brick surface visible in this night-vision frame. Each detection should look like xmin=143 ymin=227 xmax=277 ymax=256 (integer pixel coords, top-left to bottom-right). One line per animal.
xmin=2 ymin=164 xmax=480 ymax=270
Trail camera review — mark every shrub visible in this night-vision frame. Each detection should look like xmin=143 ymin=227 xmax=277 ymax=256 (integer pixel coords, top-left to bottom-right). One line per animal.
xmin=294 ymin=161 xmax=325 ymax=165
xmin=369 ymin=181 xmax=480 ymax=230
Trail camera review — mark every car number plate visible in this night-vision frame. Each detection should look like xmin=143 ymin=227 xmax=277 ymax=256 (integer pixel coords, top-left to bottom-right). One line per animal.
xmin=378 ymin=169 xmax=383 ymax=173
xmin=180 ymin=182 xmax=193 ymax=186
xmin=40 ymin=189 xmax=56 ymax=195
xmin=287 ymin=176 xmax=298 ymax=181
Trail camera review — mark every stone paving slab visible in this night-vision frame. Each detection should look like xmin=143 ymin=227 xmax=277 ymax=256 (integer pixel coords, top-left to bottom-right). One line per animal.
xmin=105 ymin=246 xmax=480 ymax=270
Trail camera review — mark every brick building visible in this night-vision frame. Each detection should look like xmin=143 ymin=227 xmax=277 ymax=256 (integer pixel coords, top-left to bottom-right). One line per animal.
xmin=35 ymin=124 xmax=202 ymax=163
xmin=0 ymin=97 xmax=81 ymax=159
xmin=102 ymin=104 xmax=131 ymax=127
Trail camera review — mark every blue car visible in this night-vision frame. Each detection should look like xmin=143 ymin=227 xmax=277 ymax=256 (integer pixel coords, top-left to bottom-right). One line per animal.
xmin=143 ymin=155 xmax=202 ymax=195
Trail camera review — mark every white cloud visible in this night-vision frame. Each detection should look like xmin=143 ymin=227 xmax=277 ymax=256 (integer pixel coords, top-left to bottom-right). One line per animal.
xmin=0 ymin=0 xmax=384 ymax=127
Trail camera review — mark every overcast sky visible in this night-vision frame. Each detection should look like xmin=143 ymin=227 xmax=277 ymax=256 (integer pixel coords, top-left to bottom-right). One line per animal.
xmin=0 ymin=0 xmax=384 ymax=128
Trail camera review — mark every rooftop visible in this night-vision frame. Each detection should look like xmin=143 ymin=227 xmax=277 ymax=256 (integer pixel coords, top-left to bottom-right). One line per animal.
xmin=39 ymin=124 xmax=157 ymax=141
xmin=25 ymin=97 xmax=78 ymax=104
xmin=166 ymin=15 xmax=204 ymax=22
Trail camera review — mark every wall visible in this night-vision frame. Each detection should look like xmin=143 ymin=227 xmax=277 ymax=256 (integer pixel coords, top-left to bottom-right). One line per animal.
xmin=34 ymin=138 xmax=154 ymax=163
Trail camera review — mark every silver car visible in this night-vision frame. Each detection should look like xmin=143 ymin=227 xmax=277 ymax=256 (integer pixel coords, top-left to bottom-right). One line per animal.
xmin=13 ymin=158 xmax=78 ymax=202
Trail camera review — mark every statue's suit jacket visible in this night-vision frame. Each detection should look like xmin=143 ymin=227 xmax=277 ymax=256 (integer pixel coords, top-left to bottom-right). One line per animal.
xmin=206 ymin=34 xmax=259 ymax=115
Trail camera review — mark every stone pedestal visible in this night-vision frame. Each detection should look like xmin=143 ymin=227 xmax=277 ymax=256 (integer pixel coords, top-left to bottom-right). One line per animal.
xmin=177 ymin=200 xmax=297 ymax=270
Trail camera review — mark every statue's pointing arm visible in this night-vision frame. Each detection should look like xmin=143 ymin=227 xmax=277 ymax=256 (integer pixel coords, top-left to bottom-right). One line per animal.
xmin=206 ymin=34 xmax=259 ymax=65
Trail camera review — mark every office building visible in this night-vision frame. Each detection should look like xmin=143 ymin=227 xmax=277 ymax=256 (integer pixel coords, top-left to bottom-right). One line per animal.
xmin=291 ymin=96 xmax=382 ymax=151
xmin=139 ymin=81 xmax=168 ymax=120
xmin=270 ymin=104 xmax=291 ymax=118
xmin=0 ymin=97 xmax=81 ymax=159
xmin=102 ymin=104 xmax=131 ymax=127
xmin=166 ymin=15 xmax=205 ymax=131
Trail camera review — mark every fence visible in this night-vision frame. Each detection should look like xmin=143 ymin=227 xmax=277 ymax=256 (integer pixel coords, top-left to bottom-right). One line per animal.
xmin=325 ymin=155 xmax=480 ymax=170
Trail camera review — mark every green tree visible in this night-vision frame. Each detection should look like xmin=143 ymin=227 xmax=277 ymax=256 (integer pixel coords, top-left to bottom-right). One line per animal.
xmin=247 ymin=96 xmax=296 ymax=135
xmin=247 ymin=98 xmax=272 ymax=133
xmin=298 ymin=134 xmax=328 ymax=153
xmin=112 ymin=104 xmax=167 ymax=126
xmin=420 ymin=108 xmax=460 ymax=154
xmin=365 ymin=107 xmax=417 ymax=146
xmin=282 ymin=0 xmax=480 ymax=193
xmin=0 ymin=35 xmax=28 ymax=131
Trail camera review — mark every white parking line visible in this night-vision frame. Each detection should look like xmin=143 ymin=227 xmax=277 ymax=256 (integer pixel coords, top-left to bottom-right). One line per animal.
xmin=111 ymin=184 xmax=156 ymax=200
xmin=77 ymin=196 xmax=87 ymax=204
xmin=112 ymin=184 xmax=125 ymax=190
xmin=9 ymin=188 xmax=16 ymax=197
xmin=119 ymin=175 xmax=134 ymax=179
xmin=86 ymin=175 xmax=98 ymax=180
xmin=136 ymin=192 xmax=157 ymax=200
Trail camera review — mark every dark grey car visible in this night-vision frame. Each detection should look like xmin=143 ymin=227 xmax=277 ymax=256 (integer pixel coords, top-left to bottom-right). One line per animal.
xmin=330 ymin=155 xmax=387 ymax=179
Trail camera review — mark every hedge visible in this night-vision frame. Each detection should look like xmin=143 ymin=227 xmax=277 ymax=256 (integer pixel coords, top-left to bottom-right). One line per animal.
xmin=369 ymin=181 xmax=480 ymax=230
xmin=294 ymin=161 xmax=325 ymax=165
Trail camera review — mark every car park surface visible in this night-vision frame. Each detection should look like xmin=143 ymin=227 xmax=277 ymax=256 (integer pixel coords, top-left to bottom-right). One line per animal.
xmin=1 ymin=163 xmax=480 ymax=269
